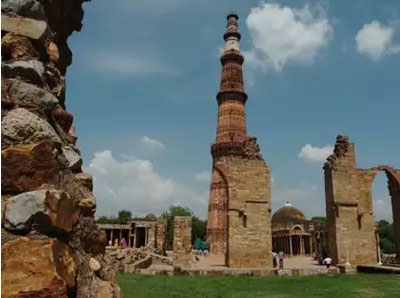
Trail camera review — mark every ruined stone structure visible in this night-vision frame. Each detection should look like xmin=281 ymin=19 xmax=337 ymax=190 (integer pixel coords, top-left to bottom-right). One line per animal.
xmin=98 ymin=215 xmax=167 ymax=255
xmin=1 ymin=1 xmax=121 ymax=297
xmin=173 ymin=216 xmax=192 ymax=254
xmin=206 ymin=13 xmax=272 ymax=268
xmin=272 ymin=202 xmax=328 ymax=259
xmin=324 ymin=135 xmax=400 ymax=265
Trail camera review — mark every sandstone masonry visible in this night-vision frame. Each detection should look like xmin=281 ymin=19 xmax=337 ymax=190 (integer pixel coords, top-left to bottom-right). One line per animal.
xmin=324 ymin=135 xmax=400 ymax=265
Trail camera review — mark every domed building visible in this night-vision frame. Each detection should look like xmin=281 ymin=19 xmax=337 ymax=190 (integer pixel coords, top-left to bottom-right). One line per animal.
xmin=272 ymin=202 xmax=328 ymax=257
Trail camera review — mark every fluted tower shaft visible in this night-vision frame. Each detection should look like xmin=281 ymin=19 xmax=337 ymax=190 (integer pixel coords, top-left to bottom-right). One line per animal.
xmin=215 ymin=13 xmax=248 ymax=144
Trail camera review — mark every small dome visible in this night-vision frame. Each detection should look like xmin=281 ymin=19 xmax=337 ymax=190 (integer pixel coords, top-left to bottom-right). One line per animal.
xmin=145 ymin=213 xmax=156 ymax=220
xmin=272 ymin=202 xmax=306 ymax=222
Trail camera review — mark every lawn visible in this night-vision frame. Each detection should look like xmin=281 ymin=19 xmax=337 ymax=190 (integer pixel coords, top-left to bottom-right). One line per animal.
xmin=117 ymin=273 xmax=400 ymax=298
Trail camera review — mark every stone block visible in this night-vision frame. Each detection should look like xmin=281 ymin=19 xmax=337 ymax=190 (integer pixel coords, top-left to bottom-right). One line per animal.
xmin=2 ymin=108 xmax=61 ymax=147
xmin=2 ymin=142 xmax=59 ymax=193
xmin=2 ymin=59 xmax=45 ymax=85
xmin=2 ymin=79 xmax=59 ymax=111
xmin=1 ymin=15 xmax=47 ymax=39
xmin=1 ymin=238 xmax=76 ymax=298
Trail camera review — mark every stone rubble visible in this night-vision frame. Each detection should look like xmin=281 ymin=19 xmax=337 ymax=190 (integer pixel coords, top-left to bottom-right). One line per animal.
xmin=1 ymin=0 xmax=122 ymax=297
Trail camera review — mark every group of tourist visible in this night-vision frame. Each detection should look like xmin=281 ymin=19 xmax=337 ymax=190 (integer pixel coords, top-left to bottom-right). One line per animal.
xmin=107 ymin=238 xmax=128 ymax=249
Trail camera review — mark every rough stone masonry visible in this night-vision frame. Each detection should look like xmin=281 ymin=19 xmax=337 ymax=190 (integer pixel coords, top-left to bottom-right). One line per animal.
xmin=1 ymin=1 xmax=122 ymax=297
xmin=206 ymin=13 xmax=272 ymax=268
xmin=324 ymin=135 xmax=400 ymax=265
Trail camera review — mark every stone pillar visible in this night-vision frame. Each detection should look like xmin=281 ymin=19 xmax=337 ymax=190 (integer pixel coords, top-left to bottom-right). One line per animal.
xmin=289 ymin=236 xmax=293 ymax=256
xmin=173 ymin=216 xmax=192 ymax=254
xmin=156 ymin=219 xmax=167 ymax=255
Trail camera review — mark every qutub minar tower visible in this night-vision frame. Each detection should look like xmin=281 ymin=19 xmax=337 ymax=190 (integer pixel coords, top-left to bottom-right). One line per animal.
xmin=206 ymin=12 xmax=272 ymax=268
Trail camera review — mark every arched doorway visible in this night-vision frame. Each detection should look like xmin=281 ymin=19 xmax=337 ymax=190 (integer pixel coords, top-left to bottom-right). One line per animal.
xmin=371 ymin=167 xmax=400 ymax=264
xmin=206 ymin=165 xmax=229 ymax=259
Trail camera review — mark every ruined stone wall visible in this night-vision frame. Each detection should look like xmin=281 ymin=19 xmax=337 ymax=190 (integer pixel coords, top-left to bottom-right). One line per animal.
xmin=155 ymin=219 xmax=167 ymax=255
xmin=1 ymin=1 xmax=121 ymax=297
xmin=208 ymin=137 xmax=272 ymax=268
xmin=324 ymin=135 xmax=400 ymax=265
xmin=173 ymin=216 xmax=192 ymax=254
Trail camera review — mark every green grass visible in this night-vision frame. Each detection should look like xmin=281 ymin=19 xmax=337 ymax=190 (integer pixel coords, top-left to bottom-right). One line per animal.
xmin=117 ymin=273 xmax=400 ymax=298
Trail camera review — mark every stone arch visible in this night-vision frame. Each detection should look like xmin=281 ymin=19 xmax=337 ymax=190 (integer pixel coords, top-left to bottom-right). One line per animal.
xmin=206 ymin=164 xmax=229 ymax=258
xmin=292 ymin=225 xmax=304 ymax=231
xmin=369 ymin=166 xmax=400 ymax=263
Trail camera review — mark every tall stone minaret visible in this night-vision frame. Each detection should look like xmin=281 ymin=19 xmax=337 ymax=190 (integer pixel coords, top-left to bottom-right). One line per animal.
xmin=215 ymin=12 xmax=247 ymax=144
xmin=206 ymin=13 xmax=272 ymax=268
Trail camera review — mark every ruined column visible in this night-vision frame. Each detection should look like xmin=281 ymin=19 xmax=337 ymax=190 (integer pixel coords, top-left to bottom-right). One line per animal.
xmin=324 ymin=135 xmax=378 ymax=265
xmin=289 ymin=236 xmax=293 ymax=256
xmin=155 ymin=219 xmax=167 ymax=255
xmin=173 ymin=216 xmax=192 ymax=254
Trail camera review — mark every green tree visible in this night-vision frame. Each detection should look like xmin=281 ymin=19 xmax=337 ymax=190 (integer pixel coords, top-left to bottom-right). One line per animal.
xmin=160 ymin=205 xmax=193 ymax=250
xmin=118 ymin=209 xmax=132 ymax=224
xmin=311 ymin=216 xmax=326 ymax=223
xmin=378 ymin=220 xmax=396 ymax=254
xmin=192 ymin=216 xmax=207 ymax=243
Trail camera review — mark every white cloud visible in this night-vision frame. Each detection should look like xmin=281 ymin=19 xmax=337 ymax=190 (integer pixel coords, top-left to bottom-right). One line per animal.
xmin=355 ymin=21 xmax=400 ymax=61
xmin=87 ymin=150 xmax=208 ymax=218
xmin=86 ymin=50 xmax=178 ymax=76
xmin=298 ymin=144 xmax=333 ymax=163
xmin=195 ymin=171 xmax=211 ymax=182
xmin=140 ymin=136 xmax=165 ymax=150
xmin=373 ymin=199 xmax=393 ymax=221
xmin=245 ymin=2 xmax=333 ymax=71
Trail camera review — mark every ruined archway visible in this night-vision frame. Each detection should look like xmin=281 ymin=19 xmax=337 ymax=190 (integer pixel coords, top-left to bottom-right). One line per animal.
xmin=324 ymin=135 xmax=400 ymax=265
xmin=206 ymin=165 xmax=229 ymax=260
xmin=370 ymin=166 xmax=400 ymax=264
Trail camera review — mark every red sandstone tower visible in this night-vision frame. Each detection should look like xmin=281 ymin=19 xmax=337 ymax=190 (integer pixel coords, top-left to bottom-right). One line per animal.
xmin=206 ymin=13 xmax=272 ymax=268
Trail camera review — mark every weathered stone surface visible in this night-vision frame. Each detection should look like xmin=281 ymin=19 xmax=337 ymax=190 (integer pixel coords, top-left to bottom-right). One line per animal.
xmin=1 ymin=15 xmax=48 ymax=39
xmin=89 ymin=258 xmax=101 ymax=272
xmin=173 ymin=216 xmax=192 ymax=254
xmin=2 ymin=142 xmax=59 ymax=193
xmin=4 ymin=189 xmax=80 ymax=233
xmin=69 ymin=125 xmax=78 ymax=144
xmin=61 ymin=145 xmax=82 ymax=172
xmin=2 ymin=79 xmax=59 ymax=110
xmin=2 ymin=59 xmax=45 ymax=85
xmin=77 ymin=193 xmax=97 ymax=216
xmin=54 ymin=106 xmax=74 ymax=132
xmin=70 ymin=217 xmax=105 ymax=257
xmin=2 ymin=108 xmax=61 ymax=147
xmin=4 ymin=190 xmax=47 ymax=231
xmin=1 ymin=238 xmax=76 ymax=298
xmin=2 ymin=0 xmax=46 ymax=20
xmin=75 ymin=172 xmax=93 ymax=191
xmin=324 ymin=136 xmax=400 ymax=265
xmin=95 ymin=281 xmax=115 ymax=298
xmin=1 ymin=33 xmax=39 ymax=60
xmin=47 ymin=41 xmax=60 ymax=62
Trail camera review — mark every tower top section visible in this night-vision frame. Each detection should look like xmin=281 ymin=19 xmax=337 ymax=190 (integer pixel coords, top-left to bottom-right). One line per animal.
xmin=224 ymin=12 xmax=241 ymax=43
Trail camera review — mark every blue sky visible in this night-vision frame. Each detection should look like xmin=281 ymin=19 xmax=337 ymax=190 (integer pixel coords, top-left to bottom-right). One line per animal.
xmin=66 ymin=0 xmax=400 ymax=221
